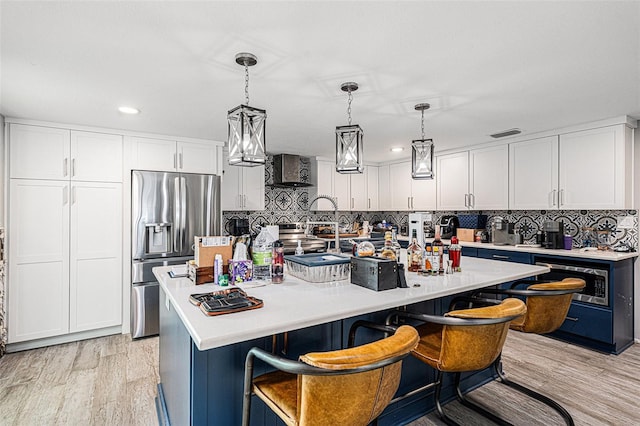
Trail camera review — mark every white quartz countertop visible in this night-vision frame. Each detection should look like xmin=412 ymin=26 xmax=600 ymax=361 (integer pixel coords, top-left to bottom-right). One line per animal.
xmin=154 ymin=257 xmax=548 ymax=351
xmin=458 ymin=241 xmax=637 ymax=261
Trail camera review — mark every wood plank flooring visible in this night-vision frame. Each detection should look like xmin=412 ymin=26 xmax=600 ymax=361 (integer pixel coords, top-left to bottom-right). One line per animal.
xmin=0 ymin=331 xmax=638 ymax=425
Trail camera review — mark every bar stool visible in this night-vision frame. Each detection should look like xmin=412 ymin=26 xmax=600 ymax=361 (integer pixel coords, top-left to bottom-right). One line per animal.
xmin=472 ymin=278 xmax=586 ymax=426
xmin=386 ymin=297 xmax=527 ymax=426
xmin=241 ymin=324 xmax=419 ymax=426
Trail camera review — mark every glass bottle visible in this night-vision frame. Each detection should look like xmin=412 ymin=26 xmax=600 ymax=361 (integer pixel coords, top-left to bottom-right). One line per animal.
xmin=424 ymin=244 xmax=432 ymax=271
xmin=449 ymin=236 xmax=462 ymax=271
xmin=432 ymin=225 xmax=444 ymax=274
xmin=272 ymin=240 xmax=284 ymax=283
xmin=391 ymin=229 xmax=402 ymax=261
xmin=407 ymin=229 xmax=423 ymax=272
xmin=381 ymin=231 xmax=397 ymax=261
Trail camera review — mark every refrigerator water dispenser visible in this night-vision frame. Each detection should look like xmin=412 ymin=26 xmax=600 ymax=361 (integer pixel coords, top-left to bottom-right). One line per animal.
xmin=146 ymin=223 xmax=172 ymax=254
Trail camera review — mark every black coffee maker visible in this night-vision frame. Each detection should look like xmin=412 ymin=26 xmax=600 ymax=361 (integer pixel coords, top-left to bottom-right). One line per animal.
xmin=229 ymin=218 xmax=250 ymax=236
xmin=439 ymin=215 xmax=460 ymax=239
xmin=540 ymin=221 xmax=564 ymax=249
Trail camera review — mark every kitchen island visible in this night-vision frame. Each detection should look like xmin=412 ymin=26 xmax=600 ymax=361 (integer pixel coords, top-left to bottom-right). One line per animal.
xmin=154 ymin=258 xmax=548 ymax=425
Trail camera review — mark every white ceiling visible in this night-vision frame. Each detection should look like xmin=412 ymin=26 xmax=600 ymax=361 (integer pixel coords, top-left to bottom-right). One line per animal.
xmin=2 ymin=1 xmax=640 ymax=163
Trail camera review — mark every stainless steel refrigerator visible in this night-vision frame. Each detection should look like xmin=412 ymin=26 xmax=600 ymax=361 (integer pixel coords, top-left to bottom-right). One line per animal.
xmin=131 ymin=170 xmax=221 ymax=338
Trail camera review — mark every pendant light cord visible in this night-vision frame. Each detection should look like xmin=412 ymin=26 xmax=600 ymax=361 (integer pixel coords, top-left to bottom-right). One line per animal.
xmin=421 ymin=108 xmax=425 ymax=139
xmin=244 ymin=63 xmax=250 ymax=105
xmin=347 ymin=90 xmax=353 ymax=125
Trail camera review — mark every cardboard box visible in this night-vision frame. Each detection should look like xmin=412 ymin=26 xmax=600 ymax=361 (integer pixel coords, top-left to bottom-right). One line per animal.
xmin=457 ymin=228 xmax=482 ymax=242
xmin=194 ymin=236 xmax=233 ymax=267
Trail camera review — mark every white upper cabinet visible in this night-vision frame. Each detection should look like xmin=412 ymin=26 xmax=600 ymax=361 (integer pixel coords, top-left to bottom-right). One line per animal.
xmin=558 ymin=125 xmax=631 ymax=209
xmin=311 ymin=159 xmax=377 ymax=211
xmin=386 ymin=161 xmax=436 ymax=211
xmin=366 ymin=166 xmax=379 ymax=211
xmin=509 ymin=136 xmax=559 ymax=209
xmin=437 ymin=146 xmax=508 ymax=211
xmin=70 ymin=131 xmax=123 ymax=182
xmin=221 ymin=151 xmax=265 ymax=211
xmin=469 ymin=145 xmax=509 ymax=210
xmin=130 ymin=136 xmax=221 ymax=174
xmin=436 ymin=152 xmax=470 ymax=210
xmin=509 ymin=125 xmax=631 ymax=210
xmin=9 ymin=124 xmax=123 ymax=182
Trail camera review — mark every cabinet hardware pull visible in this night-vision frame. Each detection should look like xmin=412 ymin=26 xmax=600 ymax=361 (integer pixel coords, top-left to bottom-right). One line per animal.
xmin=551 ymin=189 xmax=557 ymax=206
xmin=565 ymin=316 xmax=579 ymax=322
xmin=464 ymin=194 xmax=469 ymax=207
xmin=492 ymin=255 xmax=510 ymax=260
xmin=559 ymin=189 xmax=564 ymax=206
xmin=407 ymin=197 xmax=411 ymax=209
xmin=469 ymin=193 xmax=474 ymax=208
xmin=244 ymin=195 xmax=247 ymax=209
xmin=63 ymin=158 xmax=68 ymax=177
xmin=71 ymin=158 xmax=76 ymax=177
xmin=179 ymin=153 xmax=183 ymax=169
xmin=63 ymin=186 xmax=68 ymax=205
xmin=368 ymin=198 xmax=370 ymax=209
xmin=411 ymin=196 xmax=414 ymax=209
xmin=351 ymin=198 xmax=354 ymax=209
xmin=174 ymin=153 xmax=177 ymax=169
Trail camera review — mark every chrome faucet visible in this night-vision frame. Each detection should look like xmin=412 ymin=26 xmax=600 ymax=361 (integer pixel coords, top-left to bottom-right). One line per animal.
xmin=306 ymin=194 xmax=340 ymax=252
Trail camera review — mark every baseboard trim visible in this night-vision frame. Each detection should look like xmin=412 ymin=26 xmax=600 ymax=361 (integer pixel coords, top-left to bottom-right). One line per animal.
xmin=6 ymin=325 xmax=122 ymax=352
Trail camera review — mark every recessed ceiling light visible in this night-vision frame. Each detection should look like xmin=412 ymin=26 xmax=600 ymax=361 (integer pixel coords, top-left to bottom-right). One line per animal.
xmin=118 ymin=106 xmax=140 ymax=115
xmin=390 ymin=147 xmax=404 ymax=152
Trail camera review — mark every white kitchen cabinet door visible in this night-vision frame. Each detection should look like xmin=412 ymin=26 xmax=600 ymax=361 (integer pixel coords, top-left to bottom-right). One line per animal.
xmin=71 ymin=131 xmax=123 ymax=182
xmin=559 ymin=125 xmax=630 ymax=209
xmin=436 ymin=152 xmax=469 ymax=210
xmin=509 ymin=136 xmax=559 ymax=209
xmin=9 ymin=124 xmax=70 ymax=180
xmin=241 ymin=165 xmax=266 ymax=210
xmin=469 ymin=145 xmax=509 ymax=210
xmin=70 ymin=182 xmax=122 ymax=332
xmin=389 ymin=162 xmax=412 ymax=210
xmin=313 ymin=160 xmax=336 ymax=211
xmin=334 ymin=172 xmax=351 ymax=210
xmin=8 ymin=179 xmax=70 ymax=342
xmin=377 ymin=165 xmax=390 ymax=211
xmin=411 ymin=177 xmax=437 ymax=210
xmin=350 ymin=171 xmax=368 ymax=211
xmin=366 ymin=166 xmax=379 ymax=211
xmin=221 ymin=152 xmax=265 ymax=211
xmin=178 ymin=141 xmax=218 ymax=174
xmin=130 ymin=136 xmax=177 ymax=172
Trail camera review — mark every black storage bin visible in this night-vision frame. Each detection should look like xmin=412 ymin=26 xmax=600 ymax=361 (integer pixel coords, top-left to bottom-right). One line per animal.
xmin=458 ymin=214 xmax=488 ymax=229
xmin=350 ymin=257 xmax=398 ymax=291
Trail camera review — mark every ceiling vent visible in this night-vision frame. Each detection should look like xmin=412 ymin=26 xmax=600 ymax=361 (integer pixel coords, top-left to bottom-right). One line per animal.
xmin=490 ymin=128 xmax=522 ymax=138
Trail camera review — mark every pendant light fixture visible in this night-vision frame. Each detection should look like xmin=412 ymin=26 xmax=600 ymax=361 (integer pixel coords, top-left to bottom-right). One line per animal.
xmin=227 ymin=52 xmax=266 ymax=166
xmin=335 ymin=82 xmax=364 ymax=174
xmin=411 ymin=103 xmax=434 ymax=179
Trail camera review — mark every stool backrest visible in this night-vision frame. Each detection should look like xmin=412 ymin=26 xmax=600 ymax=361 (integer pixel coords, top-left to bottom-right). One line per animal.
xmin=296 ymin=325 xmax=419 ymax=426
xmin=513 ymin=278 xmax=586 ymax=334
xmin=438 ymin=298 xmax=526 ymax=372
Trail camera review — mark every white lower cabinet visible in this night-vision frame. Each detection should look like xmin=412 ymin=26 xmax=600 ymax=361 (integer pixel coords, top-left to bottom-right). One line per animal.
xmin=8 ymin=179 xmax=122 ymax=343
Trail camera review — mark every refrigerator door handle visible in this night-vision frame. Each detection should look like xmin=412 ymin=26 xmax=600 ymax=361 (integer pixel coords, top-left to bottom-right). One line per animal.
xmin=180 ymin=176 xmax=187 ymax=253
xmin=174 ymin=176 xmax=182 ymax=255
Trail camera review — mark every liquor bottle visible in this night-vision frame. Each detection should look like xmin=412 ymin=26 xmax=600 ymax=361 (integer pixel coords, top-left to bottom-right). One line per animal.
xmin=433 ymin=225 xmax=444 ymax=274
xmin=407 ymin=229 xmax=423 ymax=272
xmin=391 ymin=229 xmax=402 ymax=261
xmin=381 ymin=231 xmax=397 ymax=261
xmin=424 ymin=244 xmax=432 ymax=271
xmin=272 ymin=240 xmax=284 ymax=283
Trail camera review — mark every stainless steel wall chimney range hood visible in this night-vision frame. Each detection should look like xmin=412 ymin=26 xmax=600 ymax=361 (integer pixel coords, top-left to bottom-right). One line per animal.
xmin=271 ymin=154 xmax=313 ymax=187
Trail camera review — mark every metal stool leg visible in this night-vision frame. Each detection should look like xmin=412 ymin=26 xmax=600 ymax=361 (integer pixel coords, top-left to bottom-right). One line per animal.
xmin=434 ymin=370 xmax=460 ymax=426
xmin=453 ymin=372 xmax=514 ymax=426
xmin=493 ymin=356 xmax=575 ymax=426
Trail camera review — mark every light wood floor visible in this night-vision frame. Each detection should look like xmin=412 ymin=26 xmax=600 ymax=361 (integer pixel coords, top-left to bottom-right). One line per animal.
xmin=0 ymin=331 xmax=639 ymax=425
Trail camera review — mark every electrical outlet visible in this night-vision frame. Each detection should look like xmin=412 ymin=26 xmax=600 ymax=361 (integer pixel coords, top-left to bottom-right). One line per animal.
xmin=616 ymin=215 xmax=635 ymax=229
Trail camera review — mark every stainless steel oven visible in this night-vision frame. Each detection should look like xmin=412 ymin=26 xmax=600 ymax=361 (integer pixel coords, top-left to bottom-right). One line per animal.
xmin=535 ymin=261 xmax=608 ymax=306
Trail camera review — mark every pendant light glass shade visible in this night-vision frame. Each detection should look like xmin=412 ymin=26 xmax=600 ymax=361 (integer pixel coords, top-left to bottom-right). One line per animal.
xmin=227 ymin=104 xmax=266 ymax=166
xmin=336 ymin=82 xmax=363 ymax=174
xmin=412 ymin=103 xmax=434 ymax=179
xmin=411 ymin=138 xmax=434 ymax=179
xmin=227 ymin=52 xmax=266 ymax=167
xmin=336 ymin=124 xmax=364 ymax=174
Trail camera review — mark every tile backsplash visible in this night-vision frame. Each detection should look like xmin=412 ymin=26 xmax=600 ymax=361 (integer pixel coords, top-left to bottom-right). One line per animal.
xmin=223 ymin=156 xmax=637 ymax=250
